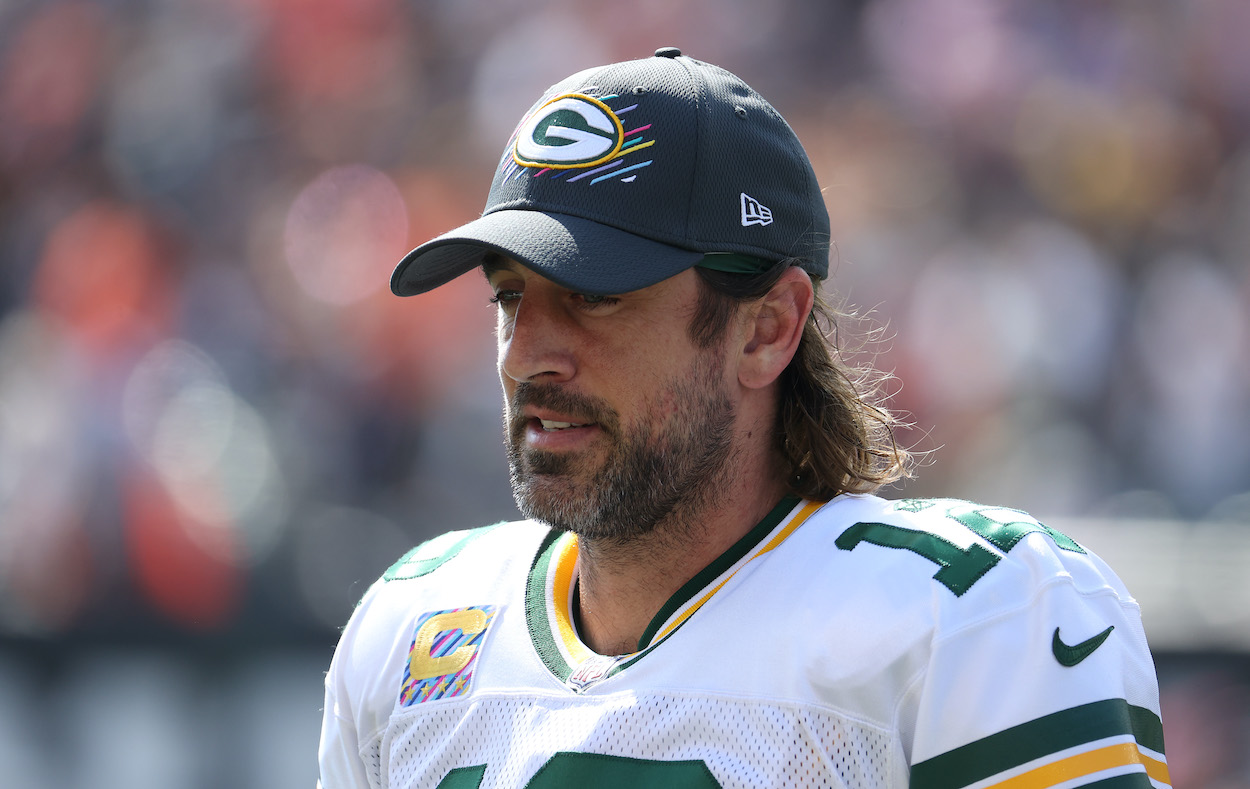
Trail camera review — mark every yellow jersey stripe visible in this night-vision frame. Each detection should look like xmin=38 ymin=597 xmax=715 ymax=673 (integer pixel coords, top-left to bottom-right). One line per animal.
xmin=1140 ymin=748 xmax=1171 ymax=786
xmin=987 ymin=742 xmax=1158 ymax=789
xmin=653 ymin=500 xmax=825 ymax=643
xmin=550 ymin=534 xmax=596 ymax=665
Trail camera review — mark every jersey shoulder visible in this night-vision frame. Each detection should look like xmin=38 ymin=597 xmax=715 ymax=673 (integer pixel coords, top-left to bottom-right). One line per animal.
xmin=381 ymin=521 xmax=527 ymax=582
xmin=825 ymin=498 xmax=1168 ymax=782
xmin=809 ymin=494 xmax=1135 ymax=607
xmin=348 ymin=519 xmax=549 ymax=629
xmin=323 ymin=520 xmax=551 ymax=761
xmin=375 ymin=518 xmax=548 ymax=587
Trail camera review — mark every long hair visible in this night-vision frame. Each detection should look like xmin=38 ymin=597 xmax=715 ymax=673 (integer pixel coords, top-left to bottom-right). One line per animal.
xmin=692 ymin=261 xmax=912 ymax=500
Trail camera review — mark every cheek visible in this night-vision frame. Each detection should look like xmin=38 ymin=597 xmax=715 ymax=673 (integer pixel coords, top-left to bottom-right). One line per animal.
xmin=495 ymin=319 xmax=513 ymax=372
xmin=497 ymin=361 xmax=515 ymax=399
xmin=647 ymin=388 xmax=682 ymax=425
xmin=496 ymin=339 xmax=515 ymax=404
xmin=620 ymin=360 xmax=687 ymax=425
xmin=495 ymin=313 xmax=513 ymax=346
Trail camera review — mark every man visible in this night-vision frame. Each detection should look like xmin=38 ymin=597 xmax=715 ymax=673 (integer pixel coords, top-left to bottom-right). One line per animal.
xmin=319 ymin=49 xmax=1168 ymax=788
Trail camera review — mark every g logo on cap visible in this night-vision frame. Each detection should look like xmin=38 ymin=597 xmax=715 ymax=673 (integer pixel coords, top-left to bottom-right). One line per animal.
xmin=513 ymin=94 xmax=624 ymax=169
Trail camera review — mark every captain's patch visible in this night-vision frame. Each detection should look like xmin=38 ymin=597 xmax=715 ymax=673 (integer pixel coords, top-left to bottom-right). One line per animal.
xmin=399 ymin=605 xmax=498 ymax=706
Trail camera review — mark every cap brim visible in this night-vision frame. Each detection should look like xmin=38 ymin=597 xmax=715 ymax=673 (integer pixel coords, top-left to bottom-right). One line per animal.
xmin=390 ymin=210 xmax=705 ymax=296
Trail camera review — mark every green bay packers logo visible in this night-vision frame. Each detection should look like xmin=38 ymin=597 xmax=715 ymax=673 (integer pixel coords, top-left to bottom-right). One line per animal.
xmin=514 ymin=93 xmax=624 ymax=169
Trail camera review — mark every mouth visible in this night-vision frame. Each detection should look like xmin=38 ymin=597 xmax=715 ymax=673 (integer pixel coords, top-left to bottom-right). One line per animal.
xmin=538 ymin=418 xmax=591 ymax=432
xmin=508 ymin=382 xmax=615 ymax=451
xmin=515 ymin=415 xmax=602 ymax=453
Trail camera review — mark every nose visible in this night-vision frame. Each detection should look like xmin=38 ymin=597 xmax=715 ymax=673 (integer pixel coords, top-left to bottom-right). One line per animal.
xmin=498 ymin=288 xmax=577 ymax=384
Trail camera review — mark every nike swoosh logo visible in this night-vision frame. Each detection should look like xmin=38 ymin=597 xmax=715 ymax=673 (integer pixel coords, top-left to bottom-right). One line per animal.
xmin=1052 ymin=625 xmax=1115 ymax=667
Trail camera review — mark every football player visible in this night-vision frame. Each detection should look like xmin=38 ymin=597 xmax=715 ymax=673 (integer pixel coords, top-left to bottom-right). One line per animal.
xmin=318 ymin=48 xmax=1168 ymax=788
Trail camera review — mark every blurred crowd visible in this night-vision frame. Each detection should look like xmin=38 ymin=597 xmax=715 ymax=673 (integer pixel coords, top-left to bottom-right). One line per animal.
xmin=0 ymin=0 xmax=1248 ymax=785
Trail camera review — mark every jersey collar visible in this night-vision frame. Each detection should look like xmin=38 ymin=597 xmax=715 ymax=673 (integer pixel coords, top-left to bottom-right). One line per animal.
xmin=523 ymin=495 xmax=825 ymax=691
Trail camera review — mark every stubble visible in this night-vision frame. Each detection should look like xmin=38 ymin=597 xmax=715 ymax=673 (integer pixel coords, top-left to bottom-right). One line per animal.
xmin=505 ymin=353 xmax=736 ymax=546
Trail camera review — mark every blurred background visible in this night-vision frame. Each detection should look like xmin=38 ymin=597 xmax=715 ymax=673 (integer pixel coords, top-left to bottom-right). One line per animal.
xmin=0 ymin=0 xmax=1246 ymax=785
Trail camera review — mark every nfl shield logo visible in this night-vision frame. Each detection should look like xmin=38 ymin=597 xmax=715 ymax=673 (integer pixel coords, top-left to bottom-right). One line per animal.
xmin=566 ymin=654 xmax=623 ymax=693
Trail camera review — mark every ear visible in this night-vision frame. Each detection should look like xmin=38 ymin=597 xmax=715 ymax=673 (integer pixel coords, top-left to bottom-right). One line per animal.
xmin=737 ymin=267 xmax=814 ymax=390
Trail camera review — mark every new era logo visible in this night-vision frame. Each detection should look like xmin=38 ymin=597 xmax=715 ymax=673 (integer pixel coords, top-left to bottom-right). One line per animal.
xmin=740 ymin=193 xmax=773 ymax=227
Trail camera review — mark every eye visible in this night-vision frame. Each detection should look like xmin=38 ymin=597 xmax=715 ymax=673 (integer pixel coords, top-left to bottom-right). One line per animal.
xmin=489 ymin=290 xmax=521 ymax=308
xmin=574 ymin=293 xmax=619 ymax=310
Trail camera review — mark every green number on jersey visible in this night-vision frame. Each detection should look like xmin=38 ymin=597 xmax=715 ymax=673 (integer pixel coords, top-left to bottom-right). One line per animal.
xmin=836 ymin=501 xmax=1084 ymax=596
xmin=946 ymin=507 xmax=1084 ymax=555
xmin=437 ymin=765 xmax=487 ymax=788
xmin=437 ymin=753 xmax=720 ymax=788
xmin=835 ymin=522 xmax=1000 ymax=596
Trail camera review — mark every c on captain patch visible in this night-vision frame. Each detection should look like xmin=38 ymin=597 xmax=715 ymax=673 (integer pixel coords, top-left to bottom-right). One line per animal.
xmin=399 ymin=605 xmax=499 ymax=707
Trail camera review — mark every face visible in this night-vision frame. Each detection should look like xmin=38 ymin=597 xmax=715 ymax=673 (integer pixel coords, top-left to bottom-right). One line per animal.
xmin=486 ymin=259 xmax=739 ymax=544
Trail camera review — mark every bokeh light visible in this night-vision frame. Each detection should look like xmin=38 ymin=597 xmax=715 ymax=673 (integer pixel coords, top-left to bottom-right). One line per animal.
xmin=283 ymin=164 xmax=409 ymax=306
xmin=123 ymin=339 xmax=288 ymax=568
xmin=0 ymin=1 xmax=106 ymax=171
xmin=31 ymin=201 xmax=172 ymax=356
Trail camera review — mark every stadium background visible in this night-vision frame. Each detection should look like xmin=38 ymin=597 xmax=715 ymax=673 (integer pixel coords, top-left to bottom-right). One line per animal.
xmin=0 ymin=0 xmax=1247 ymax=785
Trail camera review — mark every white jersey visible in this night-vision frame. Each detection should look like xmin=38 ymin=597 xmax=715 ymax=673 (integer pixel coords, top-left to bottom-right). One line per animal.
xmin=318 ymin=494 xmax=1169 ymax=789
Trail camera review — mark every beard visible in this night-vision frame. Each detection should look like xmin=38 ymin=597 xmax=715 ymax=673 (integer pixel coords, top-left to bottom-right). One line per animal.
xmin=504 ymin=352 xmax=736 ymax=545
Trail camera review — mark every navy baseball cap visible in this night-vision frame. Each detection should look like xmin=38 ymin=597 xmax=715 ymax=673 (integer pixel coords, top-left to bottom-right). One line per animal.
xmin=391 ymin=47 xmax=830 ymax=297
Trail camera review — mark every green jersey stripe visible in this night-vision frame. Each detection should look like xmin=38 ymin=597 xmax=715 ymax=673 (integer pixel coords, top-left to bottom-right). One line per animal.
xmin=1127 ymin=704 xmax=1166 ymax=754
xmin=636 ymin=495 xmax=801 ymax=648
xmin=523 ymin=496 xmax=807 ymax=687
xmin=524 ymin=529 xmax=572 ymax=681
xmin=910 ymin=699 xmax=1165 ymax=789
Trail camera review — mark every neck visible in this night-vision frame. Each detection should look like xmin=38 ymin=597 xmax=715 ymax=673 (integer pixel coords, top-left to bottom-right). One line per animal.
xmin=572 ymin=465 xmax=789 ymax=656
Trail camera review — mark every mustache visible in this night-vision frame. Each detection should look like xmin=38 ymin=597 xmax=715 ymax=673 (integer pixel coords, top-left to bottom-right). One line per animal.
xmin=508 ymin=382 xmax=618 ymax=435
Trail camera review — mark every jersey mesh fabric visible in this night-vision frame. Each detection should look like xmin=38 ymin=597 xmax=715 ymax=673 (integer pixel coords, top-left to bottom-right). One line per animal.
xmin=372 ymin=691 xmax=899 ymax=788
xmin=363 ymin=737 xmax=384 ymax=788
